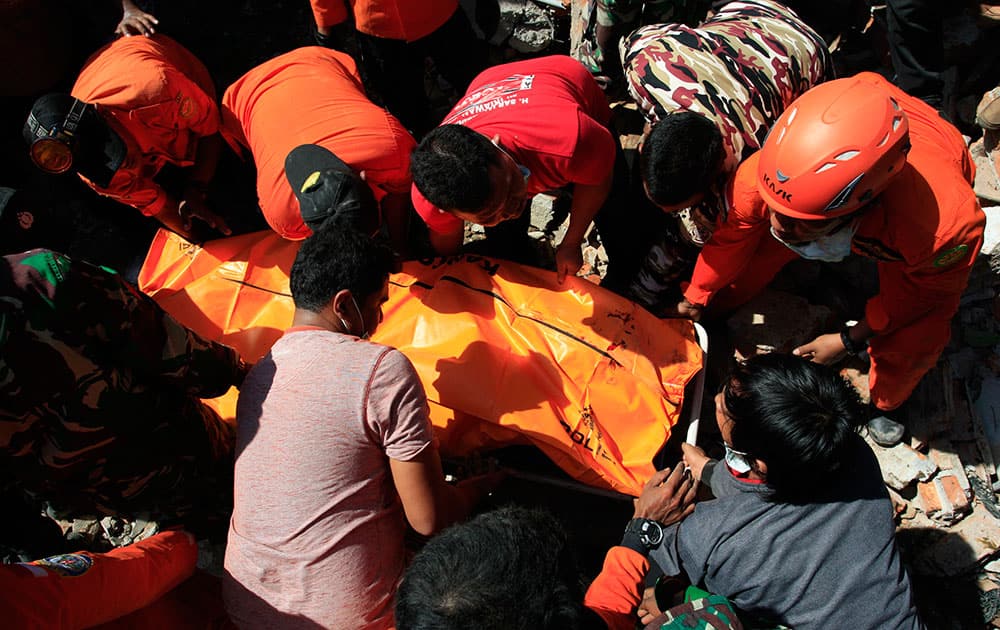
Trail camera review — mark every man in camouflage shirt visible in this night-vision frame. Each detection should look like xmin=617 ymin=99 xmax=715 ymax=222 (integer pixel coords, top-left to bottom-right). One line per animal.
xmin=0 ymin=249 xmax=246 ymax=528
xmin=620 ymin=0 xmax=833 ymax=311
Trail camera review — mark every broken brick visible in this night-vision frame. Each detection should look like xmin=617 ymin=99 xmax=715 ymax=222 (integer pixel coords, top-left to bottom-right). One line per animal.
xmin=917 ymin=474 xmax=972 ymax=525
xmin=868 ymin=438 xmax=939 ymax=491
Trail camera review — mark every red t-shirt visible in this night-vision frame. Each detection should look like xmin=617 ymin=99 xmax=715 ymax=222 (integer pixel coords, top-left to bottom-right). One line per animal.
xmin=412 ymin=55 xmax=615 ymax=234
xmin=222 ymin=47 xmax=415 ymax=240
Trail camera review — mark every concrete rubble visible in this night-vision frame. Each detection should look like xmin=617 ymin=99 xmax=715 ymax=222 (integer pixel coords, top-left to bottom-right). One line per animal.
xmin=716 ymin=201 xmax=1000 ymax=616
xmin=867 ymin=440 xmax=939 ymax=491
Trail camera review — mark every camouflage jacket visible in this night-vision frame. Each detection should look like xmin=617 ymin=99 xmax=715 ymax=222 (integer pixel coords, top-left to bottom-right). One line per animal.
xmin=0 ymin=249 xmax=241 ymax=517
xmin=623 ymin=0 xmax=833 ymax=231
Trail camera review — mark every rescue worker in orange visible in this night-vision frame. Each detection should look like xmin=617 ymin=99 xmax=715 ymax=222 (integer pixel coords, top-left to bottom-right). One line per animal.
xmin=309 ymin=0 xmax=485 ymax=135
xmin=23 ymin=35 xmax=230 ymax=239
xmin=221 ymin=46 xmax=416 ymax=248
xmin=672 ymin=73 xmax=985 ymax=447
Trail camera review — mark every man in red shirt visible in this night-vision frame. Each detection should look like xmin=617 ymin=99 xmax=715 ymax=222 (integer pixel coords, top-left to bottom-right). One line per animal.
xmin=410 ymin=55 xmax=644 ymax=286
xmin=221 ymin=47 xmax=415 ymax=247
xmin=23 ymin=35 xmax=229 ymax=239
xmin=674 ymin=73 xmax=985 ymax=446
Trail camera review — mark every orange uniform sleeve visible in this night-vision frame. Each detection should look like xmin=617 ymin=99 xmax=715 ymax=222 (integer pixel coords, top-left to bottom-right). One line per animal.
xmin=583 ymin=546 xmax=650 ymax=630
xmin=309 ymin=0 xmax=351 ymax=30
xmin=82 ymin=166 xmax=172 ymax=218
xmin=684 ymin=154 xmax=771 ymax=307
xmin=0 ymin=531 xmax=197 ymax=629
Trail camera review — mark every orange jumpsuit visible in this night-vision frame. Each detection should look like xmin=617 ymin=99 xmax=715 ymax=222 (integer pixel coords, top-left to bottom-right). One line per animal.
xmin=0 ymin=531 xmax=197 ymax=628
xmin=684 ymin=73 xmax=985 ymax=411
xmin=221 ymin=47 xmax=415 ymax=240
xmin=584 ymin=546 xmax=650 ymax=629
xmin=309 ymin=0 xmax=458 ymax=41
xmin=71 ymin=35 xmax=219 ymax=218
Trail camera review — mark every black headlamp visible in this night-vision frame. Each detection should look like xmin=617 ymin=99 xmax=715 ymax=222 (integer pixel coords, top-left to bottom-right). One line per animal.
xmin=26 ymin=99 xmax=90 ymax=175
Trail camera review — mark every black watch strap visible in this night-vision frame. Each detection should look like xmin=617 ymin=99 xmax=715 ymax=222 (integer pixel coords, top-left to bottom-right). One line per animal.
xmin=840 ymin=326 xmax=867 ymax=356
xmin=622 ymin=518 xmax=664 ymax=555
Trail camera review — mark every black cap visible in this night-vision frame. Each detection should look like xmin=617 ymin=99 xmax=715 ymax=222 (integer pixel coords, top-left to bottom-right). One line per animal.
xmin=284 ymin=144 xmax=377 ymax=233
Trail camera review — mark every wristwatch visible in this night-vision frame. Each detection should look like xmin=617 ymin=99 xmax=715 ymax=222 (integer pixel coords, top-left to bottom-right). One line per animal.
xmin=839 ymin=326 xmax=868 ymax=357
xmin=622 ymin=517 xmax=664 ymax=553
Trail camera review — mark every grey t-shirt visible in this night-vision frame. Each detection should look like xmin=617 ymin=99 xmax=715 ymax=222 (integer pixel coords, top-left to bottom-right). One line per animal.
xmin=651 ymin=435 xmax=923 ymax=629
xmin=224 ymin=328 xmax=435 ymax=629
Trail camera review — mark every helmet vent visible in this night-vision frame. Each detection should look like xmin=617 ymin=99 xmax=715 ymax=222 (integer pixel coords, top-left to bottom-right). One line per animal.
xmin=825 ymin=173 xmax=864 ymax=211
xmin=775 ymin=125 xmax=787 ymax=145
xmin=815 ymin=162 xmax=837 ymax=174
xmin=877 ymin=131 xmax=892 ymax=147
xmin=834 ymin=150 xmax=860 ymax=161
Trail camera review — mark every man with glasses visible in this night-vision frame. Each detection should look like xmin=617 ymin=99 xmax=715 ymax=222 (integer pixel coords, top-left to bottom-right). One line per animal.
xmin=410 ymin=55 xmax=649 ymax=287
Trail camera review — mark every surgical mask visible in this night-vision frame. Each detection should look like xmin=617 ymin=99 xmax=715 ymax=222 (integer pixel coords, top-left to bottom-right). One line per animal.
xmin=337 ymin=295 xmax=370 ymax=339
xmin=770 ymin=219 xmax=859 ymax=263
xmin=351 ymin=295 xmax=369 ymax=340
xmin=724 ymin=443 xmax=753 ymax=474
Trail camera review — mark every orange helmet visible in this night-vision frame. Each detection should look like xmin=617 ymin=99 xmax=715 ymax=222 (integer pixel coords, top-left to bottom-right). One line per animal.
xmin=757 ymin=75 xmax=910 ymax=220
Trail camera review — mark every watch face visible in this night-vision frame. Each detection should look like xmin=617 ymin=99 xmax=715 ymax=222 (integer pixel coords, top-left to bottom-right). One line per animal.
xmin=639 ymin=520 xmax=664 ymax=547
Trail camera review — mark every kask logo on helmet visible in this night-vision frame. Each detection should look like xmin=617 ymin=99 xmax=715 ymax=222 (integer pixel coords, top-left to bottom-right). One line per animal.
xmin=762 ymin=172 xmax=792 ymax=202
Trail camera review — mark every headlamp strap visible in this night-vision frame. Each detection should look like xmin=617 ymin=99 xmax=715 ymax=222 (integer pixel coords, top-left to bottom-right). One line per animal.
xmin=60 ymin=99 xmax=89 ymax=140
xmin=27 ymin=99 xmax=89 ymax=142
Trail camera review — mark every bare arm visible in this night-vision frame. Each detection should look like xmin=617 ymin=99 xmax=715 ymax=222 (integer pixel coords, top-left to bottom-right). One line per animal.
xmin=558 ymin=170 xmax=614 ymax=283
xmin=429 ymin=227 xmax=464 ymax=256
xmin=380 ymin=192 xmax=411 ymax=255
xmin=178 ymin=134 xmax=231 ymax=236
xmin=389 ymin=447 xmax=501 ymax=536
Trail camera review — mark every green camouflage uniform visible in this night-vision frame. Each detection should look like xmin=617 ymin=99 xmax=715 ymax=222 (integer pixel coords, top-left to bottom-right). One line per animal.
xmin=0 ymin=249 xmax=242 ymax=523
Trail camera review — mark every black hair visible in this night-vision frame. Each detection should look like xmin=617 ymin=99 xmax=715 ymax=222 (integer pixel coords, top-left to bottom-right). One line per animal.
xmin=288 ymin=221 xmax=397 ymax=312
xmin=722 ymin=354 xmax=864 ymax=503
xmin=640 ymin=111 xmax=724 ymax=206
xmin=410 ymin=125 xmax=501 ymax=214
xmin=395 ymin=506 xmax=606 ymax=630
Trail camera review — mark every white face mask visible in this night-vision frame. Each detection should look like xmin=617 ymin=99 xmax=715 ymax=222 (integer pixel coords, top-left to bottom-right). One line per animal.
xmin=337 ymin=295 xmax=370 ymax=339
xmin=770 ymin=219 xmax=859 ymax=263
xmin=351 ymin=295 xmax=369 ymax=340
xmin=724 ymin=443 xmax=753 ymax=474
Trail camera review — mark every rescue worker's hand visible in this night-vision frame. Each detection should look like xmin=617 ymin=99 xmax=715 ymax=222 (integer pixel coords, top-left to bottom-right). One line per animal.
xmin=638 ymin=586 xmax=662 ymax=626
xmin=662 ymin=298 xmax=703 ymax=321
xmin=793 ymin=332 xmax=848 ymax=365
xmin=680 ymin=443 xmax=710 ymax=482
xmin=116 ymin=0 xmax=158 ymax=37
xmin=555 ymin=240 xmax=583 ymax=284
xmin=179 ymin=186 xmax=232 ymax=236
xmin=633 ymin=464 xmax=696 ymax=526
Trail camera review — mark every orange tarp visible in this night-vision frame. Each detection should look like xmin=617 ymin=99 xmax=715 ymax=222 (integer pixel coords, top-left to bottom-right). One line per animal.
xmin=138 ymin=230 xmax=702 ymax=495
